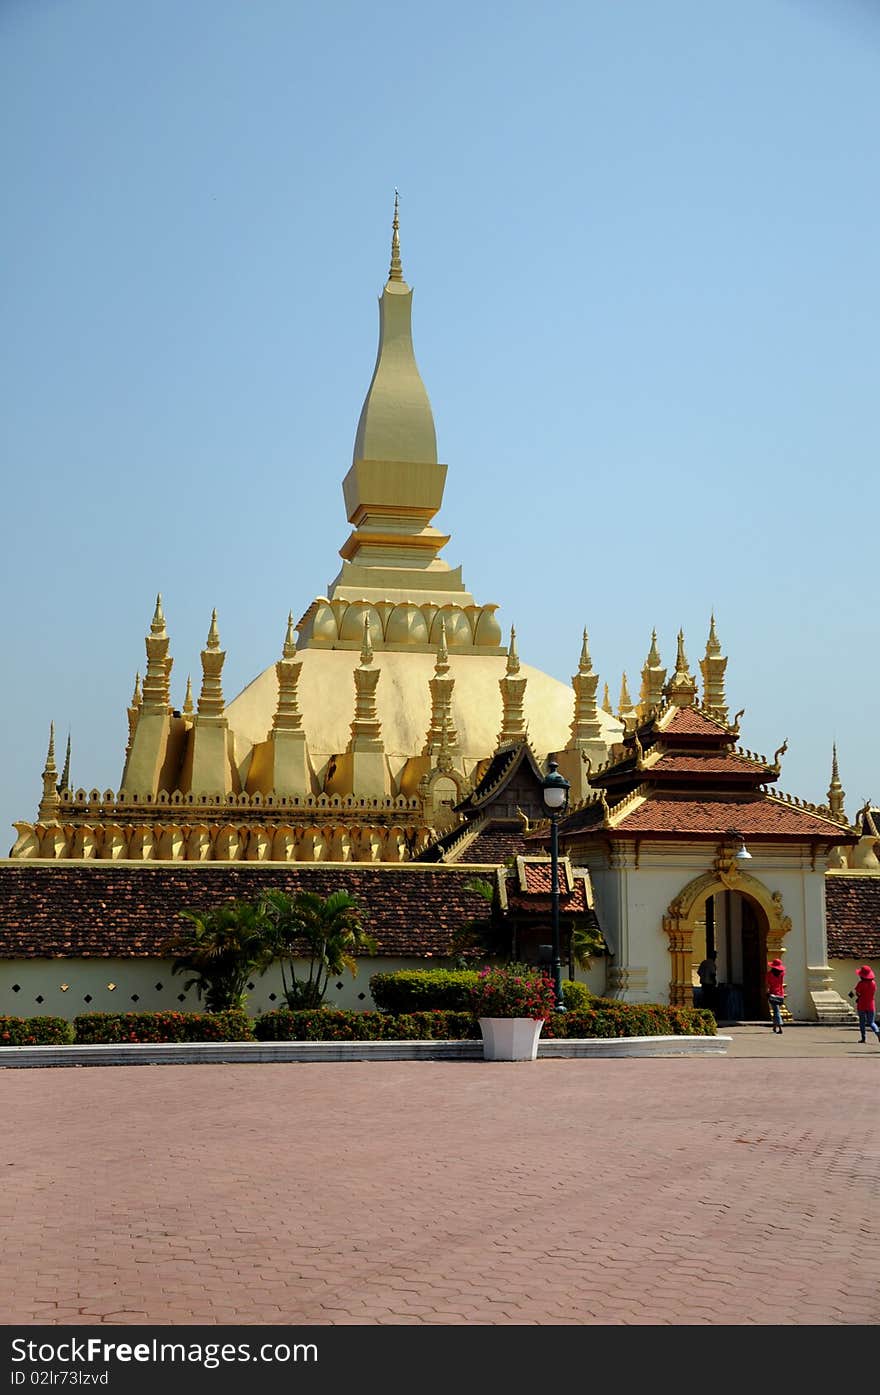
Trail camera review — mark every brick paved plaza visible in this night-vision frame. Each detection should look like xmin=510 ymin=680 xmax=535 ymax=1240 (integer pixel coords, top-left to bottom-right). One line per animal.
xmin=4 ymin=1027 xmax=879 ymax=1326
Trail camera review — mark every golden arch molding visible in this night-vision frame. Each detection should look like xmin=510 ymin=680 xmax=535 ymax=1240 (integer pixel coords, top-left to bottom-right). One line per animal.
xmin=663 ymin=855 xmax=793 ymax=1007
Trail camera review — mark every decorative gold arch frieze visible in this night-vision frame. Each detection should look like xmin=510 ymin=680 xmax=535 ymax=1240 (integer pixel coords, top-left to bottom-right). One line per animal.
xmin=663 ymin=861 xmax=793 ymax=1006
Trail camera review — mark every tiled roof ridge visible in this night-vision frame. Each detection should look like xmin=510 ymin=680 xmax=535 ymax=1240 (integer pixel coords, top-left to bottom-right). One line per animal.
xmin=607 ymin=782 xmax=650 ymax=826
xmin=431 ymin=810 xmax=491 ymax=861
xmin=765 ymin=788 xmax=854 ymax=831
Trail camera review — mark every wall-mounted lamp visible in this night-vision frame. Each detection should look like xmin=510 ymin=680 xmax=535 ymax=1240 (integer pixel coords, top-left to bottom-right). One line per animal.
xmin=728 ymin=828 xmax=752 ymax=861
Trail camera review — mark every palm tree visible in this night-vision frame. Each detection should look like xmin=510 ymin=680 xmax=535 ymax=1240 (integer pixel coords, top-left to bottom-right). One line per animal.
xmin=258 ymin=888 xmax=376 ymax=1008
xmin=164 ymin=899 xmax=271 ymax=1012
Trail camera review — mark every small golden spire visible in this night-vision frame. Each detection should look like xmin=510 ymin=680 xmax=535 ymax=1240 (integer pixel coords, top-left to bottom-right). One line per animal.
xmin=506 ymin=625 xmax=520 ymax=675
xmin=389 ymin=190 xmax=403 ymax=283
xmin=39 ymin=722 xmax=60 ymax=820
xmin=183 ymin=675 xmax=194 ymax=716
xmin=59 ymin=732 xmax=71 ymax=794
xmin=44 ymin=722 xmax=56 ymax=775
xmin=283 ymin=611 xmax=297 ymax=660
xmin=361 ymin=613 xmax=374 ymax=665
xmin=647 ymin=629 xmax=661 ymax=665
xmin=579 ymin=628 xmax=592 ymax=673
xmin=675 ymin=629 xmax=688 ymax=674
xmin=131 ymin=672 xmax=142 ymax=708
xmin=206 ymin=608 xmax=220 ymax=649
xmin=151 ymin=594 xmax=165 ymax=634
xmin=828 ymin=742 xmax=846 ymax=822
xmin=619 ymin=672 xmax=632 ymax=711
xmin=602 ymin=682 xmax=612 ymax=714
xmin=437 ymin=617 xmax=449 ymax=670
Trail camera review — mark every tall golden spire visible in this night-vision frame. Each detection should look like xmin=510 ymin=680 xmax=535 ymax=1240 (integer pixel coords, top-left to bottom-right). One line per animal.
xmin=39 ymin=722 xmax=60 ymax=821
xmin=389 ymin=190 xmax=403 ymax=284
xmin=699 ymin=613 xmax=728 ymax=722
xmin=197 ymin=609 xmax=226 ymax=717
xmin=349 ymin=616 xmax=384 ymax=749
xmin=828 ymin=743 xmax=846 ymax=823
xmin=497 ymin=625 xmax=528 ymax=747
xmin=424 ymin=618 xmax=458 ymax=766
xmin=639 ymin=630 xmax=666 ymax=720
xmin=568 ymin=628 xmax=602 ymax=745
xmin=141 ymin=594 xmax=173 ymax=713
xmin=273 ymin=612 xmax=304 ymax=734
xmin=182 ymin=675 xmax=194 ymax=717
xmin=664 ymin=629 xmax=697 ymax=708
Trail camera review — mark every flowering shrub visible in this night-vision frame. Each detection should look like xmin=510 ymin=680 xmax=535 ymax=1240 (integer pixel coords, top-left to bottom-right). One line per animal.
xmin=470 ymin=964 xmax=557 ymax=1021
xmin=0 ymin=1015 xmax=73 ymax=1046
xmin=73 ymin=1011 xmax=253 ymax=1044
xmin=370 ymin=968 xmax=592 ymax=1014
xmin=254 ymin=1007 xmax=481 ymax=1041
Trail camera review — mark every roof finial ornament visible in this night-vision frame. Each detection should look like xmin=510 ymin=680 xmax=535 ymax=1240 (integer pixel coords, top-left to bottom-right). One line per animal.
xmin=283 ymin=611 xmax=297 ymax=660
xmin=183 ymin=675 xmax=194 ymax=716
xmin=389 ymin=189 xmax=403 ymax=283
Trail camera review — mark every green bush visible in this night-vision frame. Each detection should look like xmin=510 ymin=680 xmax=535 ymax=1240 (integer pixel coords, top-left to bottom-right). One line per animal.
xmin=561 ymin=980 xmax=593 ymax=1011
xmin=73 ymin=1011 xmax=254 ymax=1044
xmin=254 ymin=1007 xmax=481 ymax=1041
xmin=369 ymin=969 xmax=480 ymax=1013
xmin=0 ymin=1015 xmax=73 ymax=1046
xmin=542 ymin=1003 xmax=716 ymax=1038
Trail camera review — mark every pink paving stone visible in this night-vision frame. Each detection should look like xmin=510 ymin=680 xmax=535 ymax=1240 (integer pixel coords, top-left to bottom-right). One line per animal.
xmin=2 ymin=1048 xmax=880 ymax=1325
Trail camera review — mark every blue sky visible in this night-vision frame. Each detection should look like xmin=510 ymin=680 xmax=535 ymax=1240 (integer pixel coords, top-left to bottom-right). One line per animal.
xmin=1 ymin=0 xmax=878 ymax=841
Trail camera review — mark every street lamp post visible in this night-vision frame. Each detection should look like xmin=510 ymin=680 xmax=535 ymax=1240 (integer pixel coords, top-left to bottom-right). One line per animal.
xmin=541 ymin=756 xmax=570 ymax=1013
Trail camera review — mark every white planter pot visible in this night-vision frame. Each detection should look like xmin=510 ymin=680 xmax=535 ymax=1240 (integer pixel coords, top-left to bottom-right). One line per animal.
xmin=479 ymin=1017 xmax=544 ymax=1061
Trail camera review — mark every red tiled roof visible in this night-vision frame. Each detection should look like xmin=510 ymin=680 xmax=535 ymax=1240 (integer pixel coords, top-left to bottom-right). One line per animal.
xmin=457 ymin=826 xmax=531 ymax=864
xmin=647 ymin=752 xmax=772 ymax=777
xmin=826 ymin=875 xmax=880 ymax=959
xmin=0 ymin=863 xmax=503 ymax=960
xmin=507 ymin=877 xmax=590 ymax=916
xmin=613 ymin=794 xmax=853 ymax=840
xmin=661 ymin=708 xmax=731 ymax=738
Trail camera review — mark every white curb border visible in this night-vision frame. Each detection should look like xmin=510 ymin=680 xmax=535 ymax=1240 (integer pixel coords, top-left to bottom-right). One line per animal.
xmin=0 ymin=1035 xmax=730 ymax=1068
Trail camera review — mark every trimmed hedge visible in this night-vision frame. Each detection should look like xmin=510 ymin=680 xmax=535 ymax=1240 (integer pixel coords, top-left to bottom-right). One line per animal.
xmin=0 ymin=1015 xmax=73 ymax=1046
xmin=370 ymin=968 xmax=594 ymax=1014
xmin=73 ymin=1010 xmax=254 ymax=1044
xmin=254 ymin=1007 xmax=481 ymax=1041
xmin=370 ymin=969 xmax=479 ymax=1014
xmin=542 ymin=1003 xmax=716 ymax=1038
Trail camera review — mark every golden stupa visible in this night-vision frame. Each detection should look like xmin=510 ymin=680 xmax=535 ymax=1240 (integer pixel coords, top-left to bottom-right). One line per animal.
xmin=12 ymin=200 xmax=622 ymax=864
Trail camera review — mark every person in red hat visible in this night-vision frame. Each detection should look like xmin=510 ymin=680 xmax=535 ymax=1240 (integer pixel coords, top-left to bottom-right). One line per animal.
xmin=848 ymin=966 xmax=880 ymax=1046
xmin=766 ymin=958 xmax=786 ymax=1034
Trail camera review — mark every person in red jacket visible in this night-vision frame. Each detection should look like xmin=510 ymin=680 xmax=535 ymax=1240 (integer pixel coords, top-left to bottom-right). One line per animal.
xmin=848 ymin=966 xmax=880 ymax=1046
xmin=766 ymin=958 xmax=785 ymax=1034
